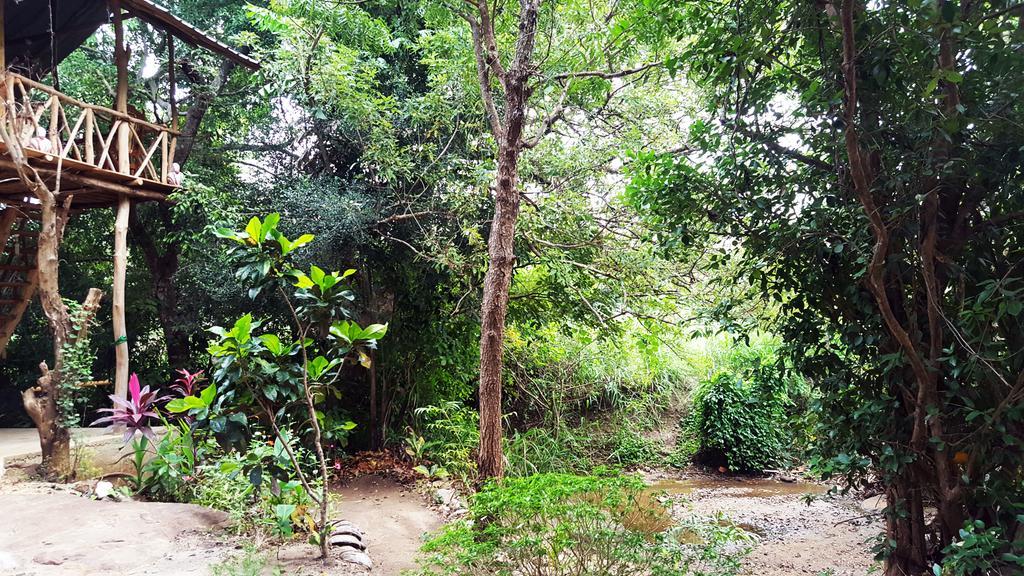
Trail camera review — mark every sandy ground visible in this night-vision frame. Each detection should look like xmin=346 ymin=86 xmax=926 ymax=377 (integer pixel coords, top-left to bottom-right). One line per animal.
xmin=328 ymin=474 xmax=444 ymax=575
xmin=0 ymin=473 xmax=442 ymax=576
xmin=656 ymin=474 xmax=882 ymax=576
xmin=0 ymin=488 xmax=235 ymax=575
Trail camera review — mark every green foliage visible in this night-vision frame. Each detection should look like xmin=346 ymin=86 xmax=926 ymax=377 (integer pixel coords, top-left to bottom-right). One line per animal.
xmin=145 ymin=420 xmax=209 ymax=501
xmin=503 ymin=427 xmax=592 ymax=477
xmin=681 ymin=339 xmax=806 ymax=472
xmin=690 ymin=373 xmax=784 ymax=472
xmin=210 ymin=545 xmax=282 ymax=576
xmin=413 ymin=402 xmax=479 ymax=481
xmin=411 ymin=472 xmax=749 ymax=576
xmin=56 ymin=298 xmax=99 ymax=428
xmin=935 ymin=519 xmax=1024 ymax=576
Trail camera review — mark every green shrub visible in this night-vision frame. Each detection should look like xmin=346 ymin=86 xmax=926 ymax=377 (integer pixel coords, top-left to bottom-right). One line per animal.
xmin=675 ymin=336 xmax=816 ymax=472
xmin=606 ymin=426 xmax=663 ymax=468
xmin=936 ymin=519 xmax=1024 ymax=576
xmin=414 ymin=402 xmax=480 ymax=480
xmin=688 ymin=369 xmax=787 ymax=472
xmin=411 ymin=472 xmax=749 ymax=576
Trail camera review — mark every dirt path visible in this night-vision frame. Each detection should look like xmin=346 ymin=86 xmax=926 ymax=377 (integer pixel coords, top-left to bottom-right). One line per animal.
xmin=272 ymin=474 xmax=445 ymax=575
xmin=656 ymin=474 xmax=881 ymax=576
xmin=0 ymin=488 xmax=234 ymax=575
xmin=331 ymin=475 xmax=443 ymax=575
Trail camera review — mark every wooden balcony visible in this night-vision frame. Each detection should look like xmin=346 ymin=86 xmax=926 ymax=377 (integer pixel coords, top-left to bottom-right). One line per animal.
xmin=0 ymin=71 xmax=179 ymax=209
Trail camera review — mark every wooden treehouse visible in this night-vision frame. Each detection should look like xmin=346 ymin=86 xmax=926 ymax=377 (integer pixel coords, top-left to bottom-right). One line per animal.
xmin=0 ymin=0 xmax=256 ymax=398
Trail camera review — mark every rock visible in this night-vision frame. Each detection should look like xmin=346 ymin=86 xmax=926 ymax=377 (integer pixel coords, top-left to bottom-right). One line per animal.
xmin=434 ymin=488 xmax=457 ymax=505
xmin=94 ymin=481 xmax=114 ymax=499
xmin=329 ymin=533 xmax=365 ymax=550
xmin=860 ymin=494 xmax=886 ymax=512
xmin=72 ymin=481 xmax=95 ymax=494
xmin=330 ymin=519 xmax=364 ymax=538
xmin=778 ymin=473 xmax=797 ymax=483
xmin=434 ymin=487 xmax=466 ymax=510
xmin=338 ymin=548 xmax=373 ymax=568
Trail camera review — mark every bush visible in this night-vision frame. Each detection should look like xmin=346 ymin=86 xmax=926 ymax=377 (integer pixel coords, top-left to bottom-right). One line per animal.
xmin=414 ymin=402 xmax=480 ymax=481
xmin=685 ymin=346 xmax=796 ymax=472
xmin=411 ymin=472 xmax=749 ymax=576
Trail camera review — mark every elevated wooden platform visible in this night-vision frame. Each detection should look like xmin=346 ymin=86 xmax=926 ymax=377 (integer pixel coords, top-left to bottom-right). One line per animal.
xmin=0 ymin=72 xmax=180 ymax=209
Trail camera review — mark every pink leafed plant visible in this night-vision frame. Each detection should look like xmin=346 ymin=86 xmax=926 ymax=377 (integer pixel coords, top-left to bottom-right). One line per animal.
xmin=170 ymin=368 xmax=205 ymax=397
xmin=92 ymin=373 xmax=168 ymax=443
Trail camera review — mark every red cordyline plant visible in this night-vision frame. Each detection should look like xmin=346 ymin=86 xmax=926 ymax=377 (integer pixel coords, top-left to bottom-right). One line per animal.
xmin=170 ymin=369 xmax=205 ymax=397
xmin=92 ymin=373 xmax=168 ymax=443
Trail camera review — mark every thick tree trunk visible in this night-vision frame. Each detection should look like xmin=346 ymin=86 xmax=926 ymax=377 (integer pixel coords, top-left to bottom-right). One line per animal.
xmin=22 ymin=278 xmax=104 ymax=481
xmin=22 ymin=362 xmax=70 ymax=476
xmin=129 ymin=57 xmax=238 ymax=370
xmin=473 ymin=0 xmax=541 ymax=482
xmin=129 ymin=208 xmax=189 ymax=367
xmin=477 ymin=145 xmax=522 ymax=480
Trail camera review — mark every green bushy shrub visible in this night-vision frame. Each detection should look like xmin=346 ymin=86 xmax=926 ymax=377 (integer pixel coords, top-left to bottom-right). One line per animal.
xmin=414 ymin=401 xmax=480 ymax=480
xmin=504 ymin=427 xmax=592 ymax=476
xmin=606 ymin=426 xmax=663 ymax=468
xmin=690 ymin=371 xmax=786 ymax=472
xmin=682 ymin=339 xmax=807 ymax=472
xmin=411 ymin=472 xmax=749 ymax=576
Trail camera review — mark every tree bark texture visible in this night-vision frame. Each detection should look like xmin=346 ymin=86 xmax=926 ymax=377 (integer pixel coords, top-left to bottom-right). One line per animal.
xmin=473 ymin=0 xmax=541 ymax=482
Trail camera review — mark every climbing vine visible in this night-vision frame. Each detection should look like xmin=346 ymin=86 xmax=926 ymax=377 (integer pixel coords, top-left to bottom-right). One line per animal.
xmin=57 ymin=298 xmax=97 ymax=428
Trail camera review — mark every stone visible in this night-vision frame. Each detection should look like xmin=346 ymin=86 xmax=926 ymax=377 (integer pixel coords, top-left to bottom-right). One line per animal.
xmin=330 ymin=519 xmax=364 ymax=538
xmin=329 ymin=533 xmax=365 ymax=550
xmin=94 ymin=480 xmax=114 ymax=499
xmin=860 ymin=494 xmax=886 ymax=512
xmin=33 ymin=552 xmax=65 ymax=566
xmin=434 ymin=487 xmax=457 ymax=505
xmin=338 ymin=548 xmax=373 ymax=568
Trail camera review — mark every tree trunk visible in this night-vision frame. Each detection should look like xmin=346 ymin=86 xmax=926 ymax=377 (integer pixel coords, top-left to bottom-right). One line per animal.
xmin=22 ymin=279 xmax=103 ymax=480
xmin=473 ymin=0 xmax=541 ymax=482
xmin=129 ymin=57 xmax=239 ymax=370
xmin=477 ymin=144 xmax=522 ymax=480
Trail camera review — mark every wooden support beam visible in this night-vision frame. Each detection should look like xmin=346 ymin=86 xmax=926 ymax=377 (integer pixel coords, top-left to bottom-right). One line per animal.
xmin=0 ymin=209 xmax=17 ymax=251
xmin=112 ymin=195 xmax=130 ymax=399
xmin=0 ymin=268 xmax=37 ymax=356
xmin=113 ymin=1 xmax=131 ymax=399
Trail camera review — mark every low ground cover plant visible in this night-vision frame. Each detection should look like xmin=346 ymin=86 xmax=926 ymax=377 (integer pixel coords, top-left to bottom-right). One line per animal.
xmin=412 ymin=471 xmax=750 ymax=576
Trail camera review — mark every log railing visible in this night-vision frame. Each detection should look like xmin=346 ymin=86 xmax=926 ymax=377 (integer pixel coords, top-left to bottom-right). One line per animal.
xmin=0 ymin=72 xmax=179 ymax=187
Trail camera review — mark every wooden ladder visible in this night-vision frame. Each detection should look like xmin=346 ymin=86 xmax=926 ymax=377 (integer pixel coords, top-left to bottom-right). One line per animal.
xmin=0 ymin=206 xmax=40 ymax=356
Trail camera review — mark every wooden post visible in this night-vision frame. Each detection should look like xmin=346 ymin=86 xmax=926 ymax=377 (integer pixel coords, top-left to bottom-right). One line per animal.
xmin=112 ymin=0 xmax=130 ymax=399
xmin=84 ymin=109 xmax=94 ymax=164
xmin=167 ymin=33 xmax=178 ymax=166
xmin=112 ymin=195 xmax=130 ymax=399
xmin=0 ymin=0 xmax=6 ymax=70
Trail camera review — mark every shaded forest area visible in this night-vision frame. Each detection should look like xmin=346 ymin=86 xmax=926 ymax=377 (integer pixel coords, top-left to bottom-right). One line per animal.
xmin=2 ymin=1 xmax=1023 ymax=575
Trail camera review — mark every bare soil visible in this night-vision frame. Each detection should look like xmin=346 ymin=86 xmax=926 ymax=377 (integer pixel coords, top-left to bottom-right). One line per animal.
xmin=655 ymin=473 xmax=882 ymax=576
xmin=0 ymin=486 xmax=235 ymax=575
xmin=272 ymin=474 xmax=444 ymax=576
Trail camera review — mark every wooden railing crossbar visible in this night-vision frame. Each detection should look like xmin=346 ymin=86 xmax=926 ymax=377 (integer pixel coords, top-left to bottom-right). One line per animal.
xmin=0 ymin=72 xmax=180 ymax=188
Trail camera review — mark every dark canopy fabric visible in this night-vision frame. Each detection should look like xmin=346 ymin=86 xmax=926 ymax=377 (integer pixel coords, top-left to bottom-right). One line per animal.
xmin=5 ymin=0 xmax=110 ymax=77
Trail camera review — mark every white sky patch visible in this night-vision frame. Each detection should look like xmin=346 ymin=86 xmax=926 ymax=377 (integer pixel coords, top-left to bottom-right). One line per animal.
xmin=141 ymin=53 xmax=161 ymax=79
